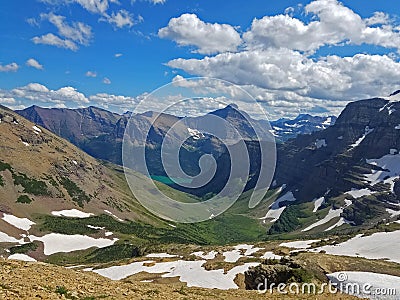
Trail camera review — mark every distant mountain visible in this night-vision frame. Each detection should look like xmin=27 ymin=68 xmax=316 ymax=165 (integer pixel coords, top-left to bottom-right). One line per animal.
xmin=270 ymin=114 xmax=337 ymax=142
xmin=269 ymin=97 xmax=400 ymax=234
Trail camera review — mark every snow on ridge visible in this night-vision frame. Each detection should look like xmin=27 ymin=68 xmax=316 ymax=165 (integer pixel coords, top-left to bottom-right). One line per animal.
xmin=386 ymin=208 xmax=400 ymax=218
xmin=51 ymin=209 xmax=94 ymax=218
xmin=32 ymin=125 xmax=42 ymax=133
xmin=187 ymin=128 xmax=204 ymax=140
xmin=0 ymin=231 xmax=25 ymax=244
xmin=1 ymin=213 xmax=35 ymax=231
xmin=345 ymin=188 xmax=374 ymax=199
xmin=365 ymin=152 xmax=400 ymax=192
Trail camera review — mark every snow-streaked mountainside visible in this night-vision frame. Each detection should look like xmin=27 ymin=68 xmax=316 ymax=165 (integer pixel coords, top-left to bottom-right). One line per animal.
xmin=270 ymin=114 xmax=337 ymax=142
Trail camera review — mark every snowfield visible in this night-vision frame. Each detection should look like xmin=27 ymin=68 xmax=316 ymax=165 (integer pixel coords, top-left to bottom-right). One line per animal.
xmin=1 ymin=213 xmax=35 ymax=231
xmin=51 ymin=209 xmax=94 ymax=218
xmin=328 ymin=271 xmax=400 ymax=300
xmin=311 ymin=230 xmax=400 ymax=263
xmin=28 ymin=233 xmax=118 ymax=255
xmin=94 ymin=259 xmax=259 ymax=289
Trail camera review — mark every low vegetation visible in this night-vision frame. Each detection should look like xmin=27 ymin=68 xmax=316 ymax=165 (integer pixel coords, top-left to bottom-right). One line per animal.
xmin=16 ymin=195 xmax=32 ymax=204
xmin=59 ymin=177 xmax=91 ymax=207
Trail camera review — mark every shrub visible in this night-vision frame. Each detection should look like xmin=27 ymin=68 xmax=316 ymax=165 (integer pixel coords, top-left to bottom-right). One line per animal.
xmin=16 ymin=195 xmax=32 ymax=204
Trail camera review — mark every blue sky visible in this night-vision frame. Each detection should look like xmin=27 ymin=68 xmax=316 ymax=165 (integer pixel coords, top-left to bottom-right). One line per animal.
xmin=1 ymin=0 xmax=400 ymax=118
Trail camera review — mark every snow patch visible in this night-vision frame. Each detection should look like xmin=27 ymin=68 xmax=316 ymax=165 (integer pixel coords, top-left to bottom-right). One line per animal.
xmin=32 ymin=125 xmax=42 ymax=133
xmin=8 ymin=253 xmax=36 ymax=262
xmin=346 ymin=188 xmax=374 ymax=199
xmin=145 ymin=253 xmax=179 ymax=258
xmin=260 ymin=191 xmax=296 ymax=223
xmin=28 ymin=233 xmax=118 ymax=255
xmin=261 ymin=252 xmax=282 ymax=260
xmin=280 ymin=240 xmax=320 ymax=249
xmin=302 ymin=208 xmax=343 ymax=232
xmin=0 ymin=231 xmax=24 ymax=244
xmin=104 ymin=210 xmax=124 ymax=222
xmin=1 ymin=213 xmax=35 ymax=231
xmin=51 ymin=209 xmax=94 ymax=218
xmin=315 ymin=139 xmax=327 ymax=148
xmin=191 ymin=251 xmax=218 ymax=260
xmin=313 ymin=197 xmax=324 ymax=212
xmin=350 ymin=126 xmax=374 ymax=148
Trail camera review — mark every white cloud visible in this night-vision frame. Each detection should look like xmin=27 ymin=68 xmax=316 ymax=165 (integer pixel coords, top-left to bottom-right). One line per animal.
xmin=101 ymin=9 xmax=136 ymax=28
xmin=32 ymin=14 xmax=92 ymax=51
xmin=115 ymin=53 xmax=123 ymax=58
xmin=44 ymin=13 xmax=92 ymax=45
xmin=162 ymin=0 xmax=400 ymax=117
xmin=103 ymin=77 xmax=111 ymax=84
xmin=32 ymin=33 xmax=78 ymax=51
xmin=10 ymin=83 xmax=89 ymax=105
xmin=243 ymin=0 xmax=400 ymax=53
xmin=26 ymin=58 xmax=44 ymax=70
xmin=158 ymin=13 xmax=242 ymax=54
xmin=74 ymin=0 xmax=109 ymax=14
xmin=85 ymin=71 xmax=97 ymax=77
xmin=147 ymin=0 xmax=166 ymax=4
xmin=0 ymin=62 xmax=19 ymax=72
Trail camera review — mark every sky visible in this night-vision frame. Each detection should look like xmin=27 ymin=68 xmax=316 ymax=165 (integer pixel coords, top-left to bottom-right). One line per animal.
xmin=0 ymin=0 xmax=400 ymax=119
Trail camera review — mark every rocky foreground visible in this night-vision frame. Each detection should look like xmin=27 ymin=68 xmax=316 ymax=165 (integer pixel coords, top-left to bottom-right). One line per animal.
xmin=0 ymin=259 xmax=358 ymax=300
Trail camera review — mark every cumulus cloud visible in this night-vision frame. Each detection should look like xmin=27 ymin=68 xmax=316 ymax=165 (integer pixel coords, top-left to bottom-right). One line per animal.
xmin=162 ymin=0 xmax=400 ymax=117
xmin=26 ymin=58 xmax=44 ymax=70
xmin=85 ymin=71 xmax=97 ymax=77
xmin=10 ymin=83 xmax=89 ymax=105
xmin=103 ymin=77 xmax=111 ymax=84
xmin=0 ymin=62 xmax=19 ymax=72
xmin=40 ymin=0 xmax=110 ymax=14
xmin=158 ymin=13 xmax=242 ymax=54
xmin=243 ymin=0 xmax=400 ymax=53
xmin=115 ymin=53 xmax=123 ymax=57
